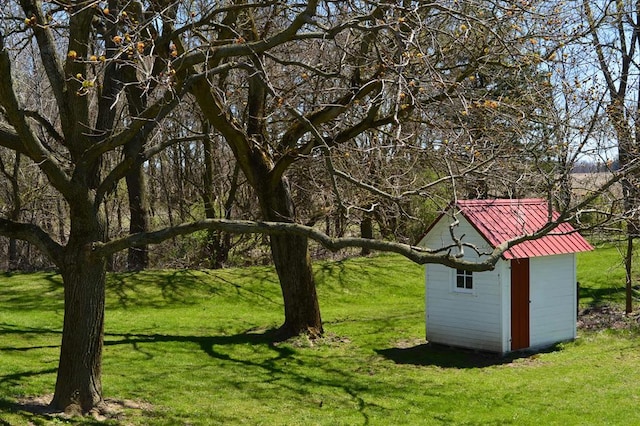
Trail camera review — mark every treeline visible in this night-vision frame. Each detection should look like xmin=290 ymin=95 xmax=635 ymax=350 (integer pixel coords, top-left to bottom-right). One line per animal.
xmin=572 ymin=160 xmax=620 ymax=173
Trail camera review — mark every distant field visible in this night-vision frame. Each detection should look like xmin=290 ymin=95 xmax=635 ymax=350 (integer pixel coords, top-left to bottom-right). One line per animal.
xmin=571 ymin=172 xmax=621 ymax=198
xmin=0 ymin=249 xmax=639 ymax=425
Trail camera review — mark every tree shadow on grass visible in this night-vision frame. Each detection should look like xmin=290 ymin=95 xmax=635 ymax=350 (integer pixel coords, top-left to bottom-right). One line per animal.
xmin=579 ymin=286 xmax=625 ymax=307
xmin=104 ymin=327 xmax=296 ymax=361
xmin=376 ymin=342 xmax=563 ymax=369
xmin=106 ymin=268 xmax=281 ymax=309
xmin=0 ymin=323 xmax=61 ymax=354
xmin=0 ymin=272 xmax=63 ymax=312
xmin=105 ymin=328 xmax=377 ymax=425
xmin=1 ymin=330 xmax=293 ymax=424
xmin=0 ymin=367 xmax=57 ymax=388
xmin=108 ymin=270 xmax=206 ymax=308
xmin=203 ymin=271 xmax=281 ymax=307
xmin=1 ymin=327 xmax=387 ymax=425
xmin=313 ymin=256 xmax=414 ymax=296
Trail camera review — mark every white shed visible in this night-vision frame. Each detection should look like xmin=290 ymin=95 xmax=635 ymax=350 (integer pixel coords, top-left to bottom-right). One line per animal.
xmin=418 ymin=199 xmax=593 ymax=354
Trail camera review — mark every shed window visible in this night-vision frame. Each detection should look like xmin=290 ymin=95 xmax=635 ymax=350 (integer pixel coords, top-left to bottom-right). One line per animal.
xmin=456 ymin=269 xmax=473 ymax=291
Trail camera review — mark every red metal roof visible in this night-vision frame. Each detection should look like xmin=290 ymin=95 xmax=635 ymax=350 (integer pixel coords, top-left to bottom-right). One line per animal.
xmin=454 ymin=198 xmax=593 ymax=259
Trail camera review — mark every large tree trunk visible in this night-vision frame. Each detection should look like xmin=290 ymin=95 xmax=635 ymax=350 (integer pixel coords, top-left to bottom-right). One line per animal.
xmin=123 ymin=62 xmax=150 ymax=271
xmin=270 ymin=232 xmax=322 ymax=337
xmin=245 ymin=46 xmax=322 ymax=338
xmin=52 ymin=258 xmax=106 ymax=413
xmin=125 ymin=167 xmax=149 ymax=271
xmin=360 ymin=214 xmax=373 ymax=256
xmin=259 ymin=178 xmax=323 ymax=339
xmin=190 ymin=41 xmax=323 ymax=338
xmin=51 ymin=211 xmax=106 ymax=413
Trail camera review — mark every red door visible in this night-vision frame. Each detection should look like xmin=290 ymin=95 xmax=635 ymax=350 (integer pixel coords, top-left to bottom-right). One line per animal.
xmin=511 ymin=258 xmax=530 ymax=350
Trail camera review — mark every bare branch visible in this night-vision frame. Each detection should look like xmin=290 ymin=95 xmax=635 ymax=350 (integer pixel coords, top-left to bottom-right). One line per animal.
xmin=90 ymin=217 xmax=500 ymax=270
xmin=0 ymin=217 xmax=63 ymax=265
xmin=0 ymin=121 xmax=27 ymax=154
xmin=90 ymin=213 xmax=592 ymax=273
xmin=0 ymin=37 xmax=72 ymax=195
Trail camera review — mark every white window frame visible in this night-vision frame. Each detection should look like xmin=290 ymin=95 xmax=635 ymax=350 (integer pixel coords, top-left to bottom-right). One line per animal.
xmin=454 ymin=268 xmax=474 ymax=293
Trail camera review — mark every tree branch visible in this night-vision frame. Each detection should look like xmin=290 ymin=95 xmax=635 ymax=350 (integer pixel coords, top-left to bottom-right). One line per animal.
xmin=0 ymin=218 xmax=63 ymax=265
xmin=90 ymin=217 xmax=495 ymax=269
xmin=0 ymin=121 xmax=27 ymax=154
xmin=19 ymin=0 xmax=67 ymax=127
xmin=89 ymin=215 xmax=581 ymax=273
xmin=173 ymin=0 xmax=320 ymax=72
xmin=0 ymin=37 xmax=73 ymax=196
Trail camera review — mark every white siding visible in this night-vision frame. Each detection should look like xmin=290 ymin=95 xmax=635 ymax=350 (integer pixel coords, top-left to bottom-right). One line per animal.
xmin=418 ymin=213 xmax=493 ymax=257
xmin=498 ymin=261 xmax=511 ymax=353
xmin=422 ymin=214 xmax=504 ymax=352
xmin=420 ymin=210 xmax=579 ymax=354
xmin=529 ymin=254 xmax=577 ymax=348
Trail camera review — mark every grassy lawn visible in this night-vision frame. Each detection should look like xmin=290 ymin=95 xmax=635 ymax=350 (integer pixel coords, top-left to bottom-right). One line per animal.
xmin=577 ymin=240 xmax=639 ymax=307
xmin=0 ymin=246 xmax=639 ymax=425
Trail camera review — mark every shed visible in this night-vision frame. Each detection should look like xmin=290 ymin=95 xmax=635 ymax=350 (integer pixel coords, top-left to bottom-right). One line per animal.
xmin=418 ymin=199 xmax=593 ymax=354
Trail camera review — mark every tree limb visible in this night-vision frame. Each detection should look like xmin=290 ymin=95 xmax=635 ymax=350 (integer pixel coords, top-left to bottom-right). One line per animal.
xmin=0 ymin=218 xmax=63 ymax=265
xmin=0 ymin=36 xmax=73 ymax=196
xmin=89 ymin=215 xmax=577 ymax=272
xmin=18 ymin=0 xmax=68 ymax=129
xmin=172 ymin=0 xmax=320 ymax=73
xmin=0 ymin=122 xmax=27 ymax=154
xmin=90 ymin=217 xmax=494 ymax=269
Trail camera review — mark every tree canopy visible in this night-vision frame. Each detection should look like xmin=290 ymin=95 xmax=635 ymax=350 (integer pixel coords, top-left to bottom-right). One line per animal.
xmin=0 ymin=0 xmax=637 ymax=414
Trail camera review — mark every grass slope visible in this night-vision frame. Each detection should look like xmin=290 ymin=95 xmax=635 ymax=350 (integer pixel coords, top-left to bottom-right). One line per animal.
xmin=577 ymin=240 xmax=639 ymax=306
xmin=0 ymin=249 xmax=638 ymax=425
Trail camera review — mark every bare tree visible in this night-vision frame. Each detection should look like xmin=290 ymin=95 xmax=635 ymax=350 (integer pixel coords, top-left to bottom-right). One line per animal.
xmin=0 ymin=0 xmax=631 ymax=414
xmin=582 ymin=0 xmax=640 ymax=313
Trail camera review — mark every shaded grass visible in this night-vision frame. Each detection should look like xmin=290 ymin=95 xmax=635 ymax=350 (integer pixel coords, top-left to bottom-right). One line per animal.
xmin=0 ymin=253 xmax=639 ymax=425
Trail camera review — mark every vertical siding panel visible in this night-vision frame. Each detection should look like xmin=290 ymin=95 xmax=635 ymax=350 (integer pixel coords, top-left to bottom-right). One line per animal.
xmin=529 ymin=254 xmax=577 ymax=348
xmin=499 ymin=261 xmax=510 ymax=353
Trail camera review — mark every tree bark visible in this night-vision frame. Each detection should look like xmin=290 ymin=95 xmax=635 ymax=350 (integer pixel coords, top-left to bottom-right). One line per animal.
xmin=270 ymin=232 xmax=322 ymax=338
xmin=44 ymin=194 xmax=107 ymax=412
xmin=244 ymin=43 xmax=323 ymax=338
xmin=625 ymin=232 xmax=634 ymax=314
xmin=51 ymin=241 xmax=106 ymax=412
xmin=123 ymin=61 xmax=150 ymax=271
xmin=125 ymin=167 xmax=149 ymax=271
xmin=259 ymin=178 xmax=323 ymax=339
xmin=360 ymin=214 xmax=373 ymax=256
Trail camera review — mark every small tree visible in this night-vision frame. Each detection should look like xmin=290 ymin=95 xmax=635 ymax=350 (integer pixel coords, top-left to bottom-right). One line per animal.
xmin=583 ymin=0 xmax=640 ymax=313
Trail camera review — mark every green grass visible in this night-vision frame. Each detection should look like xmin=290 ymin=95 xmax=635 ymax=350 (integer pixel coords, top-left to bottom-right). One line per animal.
xmin=0 ymin=250 xmax=639 ymax=425
xmin=577 ymin=240 xmax=640 ymax=306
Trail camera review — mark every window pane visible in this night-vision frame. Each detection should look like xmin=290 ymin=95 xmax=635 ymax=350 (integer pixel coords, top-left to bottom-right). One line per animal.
xmin=455 ymin=269 xmax=473 ymax=291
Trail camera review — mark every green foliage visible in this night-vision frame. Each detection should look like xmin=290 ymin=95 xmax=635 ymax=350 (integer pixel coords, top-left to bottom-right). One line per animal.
xmin=1 ymin=253 xmax=639 ymax=425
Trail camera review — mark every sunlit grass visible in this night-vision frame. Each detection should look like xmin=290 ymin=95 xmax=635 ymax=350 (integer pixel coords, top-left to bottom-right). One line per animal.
xmin=577 ymin=241 xmax=639 ymax=307
xmin=0 ymin=252 xmax=639 ymax=425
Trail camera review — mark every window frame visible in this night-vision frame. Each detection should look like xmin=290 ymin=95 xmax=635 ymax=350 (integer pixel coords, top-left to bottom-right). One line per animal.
xmin=454 ymin=268 xmax=474 ymax=293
